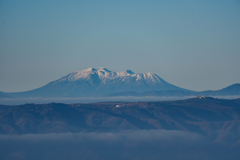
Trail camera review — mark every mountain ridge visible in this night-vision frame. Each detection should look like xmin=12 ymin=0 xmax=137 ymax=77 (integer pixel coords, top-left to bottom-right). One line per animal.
xmin=105 ymin=83 xmax=240 ymax=97
xmin=1 ymin=67 xmax=187 ymax=98
xmin=0 ymin=68 xmax=240 ymax=98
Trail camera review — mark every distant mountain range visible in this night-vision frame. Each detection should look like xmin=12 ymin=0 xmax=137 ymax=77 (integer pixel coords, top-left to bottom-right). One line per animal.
xmin=106 ymin=83 xmax=240 ymax=97
xmin=1 ymin=67 xmax=240 ymax=98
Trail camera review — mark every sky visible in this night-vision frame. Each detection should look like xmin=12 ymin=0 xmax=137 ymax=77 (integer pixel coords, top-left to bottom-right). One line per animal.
xmin=0 ymin=0 xmax=240 ymax=92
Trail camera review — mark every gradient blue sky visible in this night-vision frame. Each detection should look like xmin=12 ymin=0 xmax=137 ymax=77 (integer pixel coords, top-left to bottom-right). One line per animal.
xmin=0 ymin=0 xmax=240 ymax=92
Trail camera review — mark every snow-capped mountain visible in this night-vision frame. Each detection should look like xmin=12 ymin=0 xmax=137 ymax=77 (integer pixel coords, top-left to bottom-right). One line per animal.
xmin=7 ymin=67 xmax=187 ymax=97
xmin=53 ymin=67 xmax=172 ymax=87
xmin=1 ymin=67 xmax=240 ymax=99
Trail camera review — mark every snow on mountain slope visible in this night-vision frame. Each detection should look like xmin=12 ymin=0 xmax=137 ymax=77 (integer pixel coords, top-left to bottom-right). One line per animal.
xmin=52 ymin=67 xmax=168 ymax=86
xmin=36 ymin=67 xmax=185 ymax=96
xmin=5 ymin=68 xmax=188 ymax=97
xmin=54 ymin=67 xmax=166 ymax=85
xmin=2 ymin=68 xmax=239 ymax=99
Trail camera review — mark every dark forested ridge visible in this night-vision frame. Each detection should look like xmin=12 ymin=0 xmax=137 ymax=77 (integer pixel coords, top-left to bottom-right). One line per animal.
xmin=1 ymin=97 xmax=240 ymax=160
xmin=1 ymin=97 xmax=240 ymax=136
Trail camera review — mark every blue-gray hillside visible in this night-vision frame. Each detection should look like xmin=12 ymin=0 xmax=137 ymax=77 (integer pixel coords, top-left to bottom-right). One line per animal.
xmin=200 ymin=83 xmax=240 ymax=96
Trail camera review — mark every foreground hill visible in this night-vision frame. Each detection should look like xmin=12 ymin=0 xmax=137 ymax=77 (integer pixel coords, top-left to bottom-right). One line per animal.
xmin=1 ymin=97 xmax=240 ymax=160
xmin=1 ymin=97 xmax=240 ymax=143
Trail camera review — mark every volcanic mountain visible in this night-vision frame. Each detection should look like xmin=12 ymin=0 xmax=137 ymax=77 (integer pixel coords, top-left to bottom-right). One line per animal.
xmin=6 ymin=67 xmax=188 ymax=98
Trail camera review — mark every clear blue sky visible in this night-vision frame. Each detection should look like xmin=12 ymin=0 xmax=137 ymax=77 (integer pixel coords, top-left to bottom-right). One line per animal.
xmin=0 ymin=0 xmax=240 ymax=92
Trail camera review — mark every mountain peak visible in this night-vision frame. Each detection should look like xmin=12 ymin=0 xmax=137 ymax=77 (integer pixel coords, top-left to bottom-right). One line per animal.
xmin=97 ymin=67 xmax=111 ymax=72
xmin=85 ymin=67 xmax=97 ymax=72
xmin=126 ymin=70 xmax=134 ymax=74
xmin=61 ymin=67 xmax=168 ymax=84
xmin=44 ymin=67 xmax=187 ymax=96
xmin=82 ymin=67 xmax=112 ymax=73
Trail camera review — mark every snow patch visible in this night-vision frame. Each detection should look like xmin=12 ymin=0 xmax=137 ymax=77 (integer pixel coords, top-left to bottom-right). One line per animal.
xmin=55 ymin=67 xmax=165 ymax=85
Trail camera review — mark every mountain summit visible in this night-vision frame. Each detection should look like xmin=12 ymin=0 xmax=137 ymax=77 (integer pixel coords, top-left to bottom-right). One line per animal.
xmin=8 ymin=67 xmax=187 ymax=97
xmin=55 ymin=67 xmax=168 ymax=86
xmin=1 ymin=67 xmax=240 ymax=99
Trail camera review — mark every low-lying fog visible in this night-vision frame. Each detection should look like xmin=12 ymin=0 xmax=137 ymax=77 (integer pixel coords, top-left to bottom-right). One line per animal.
xmin=1 ymin=95 xmax=240 ymax=105
xmin=1 ymin=130 xmax=239 ymax=160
